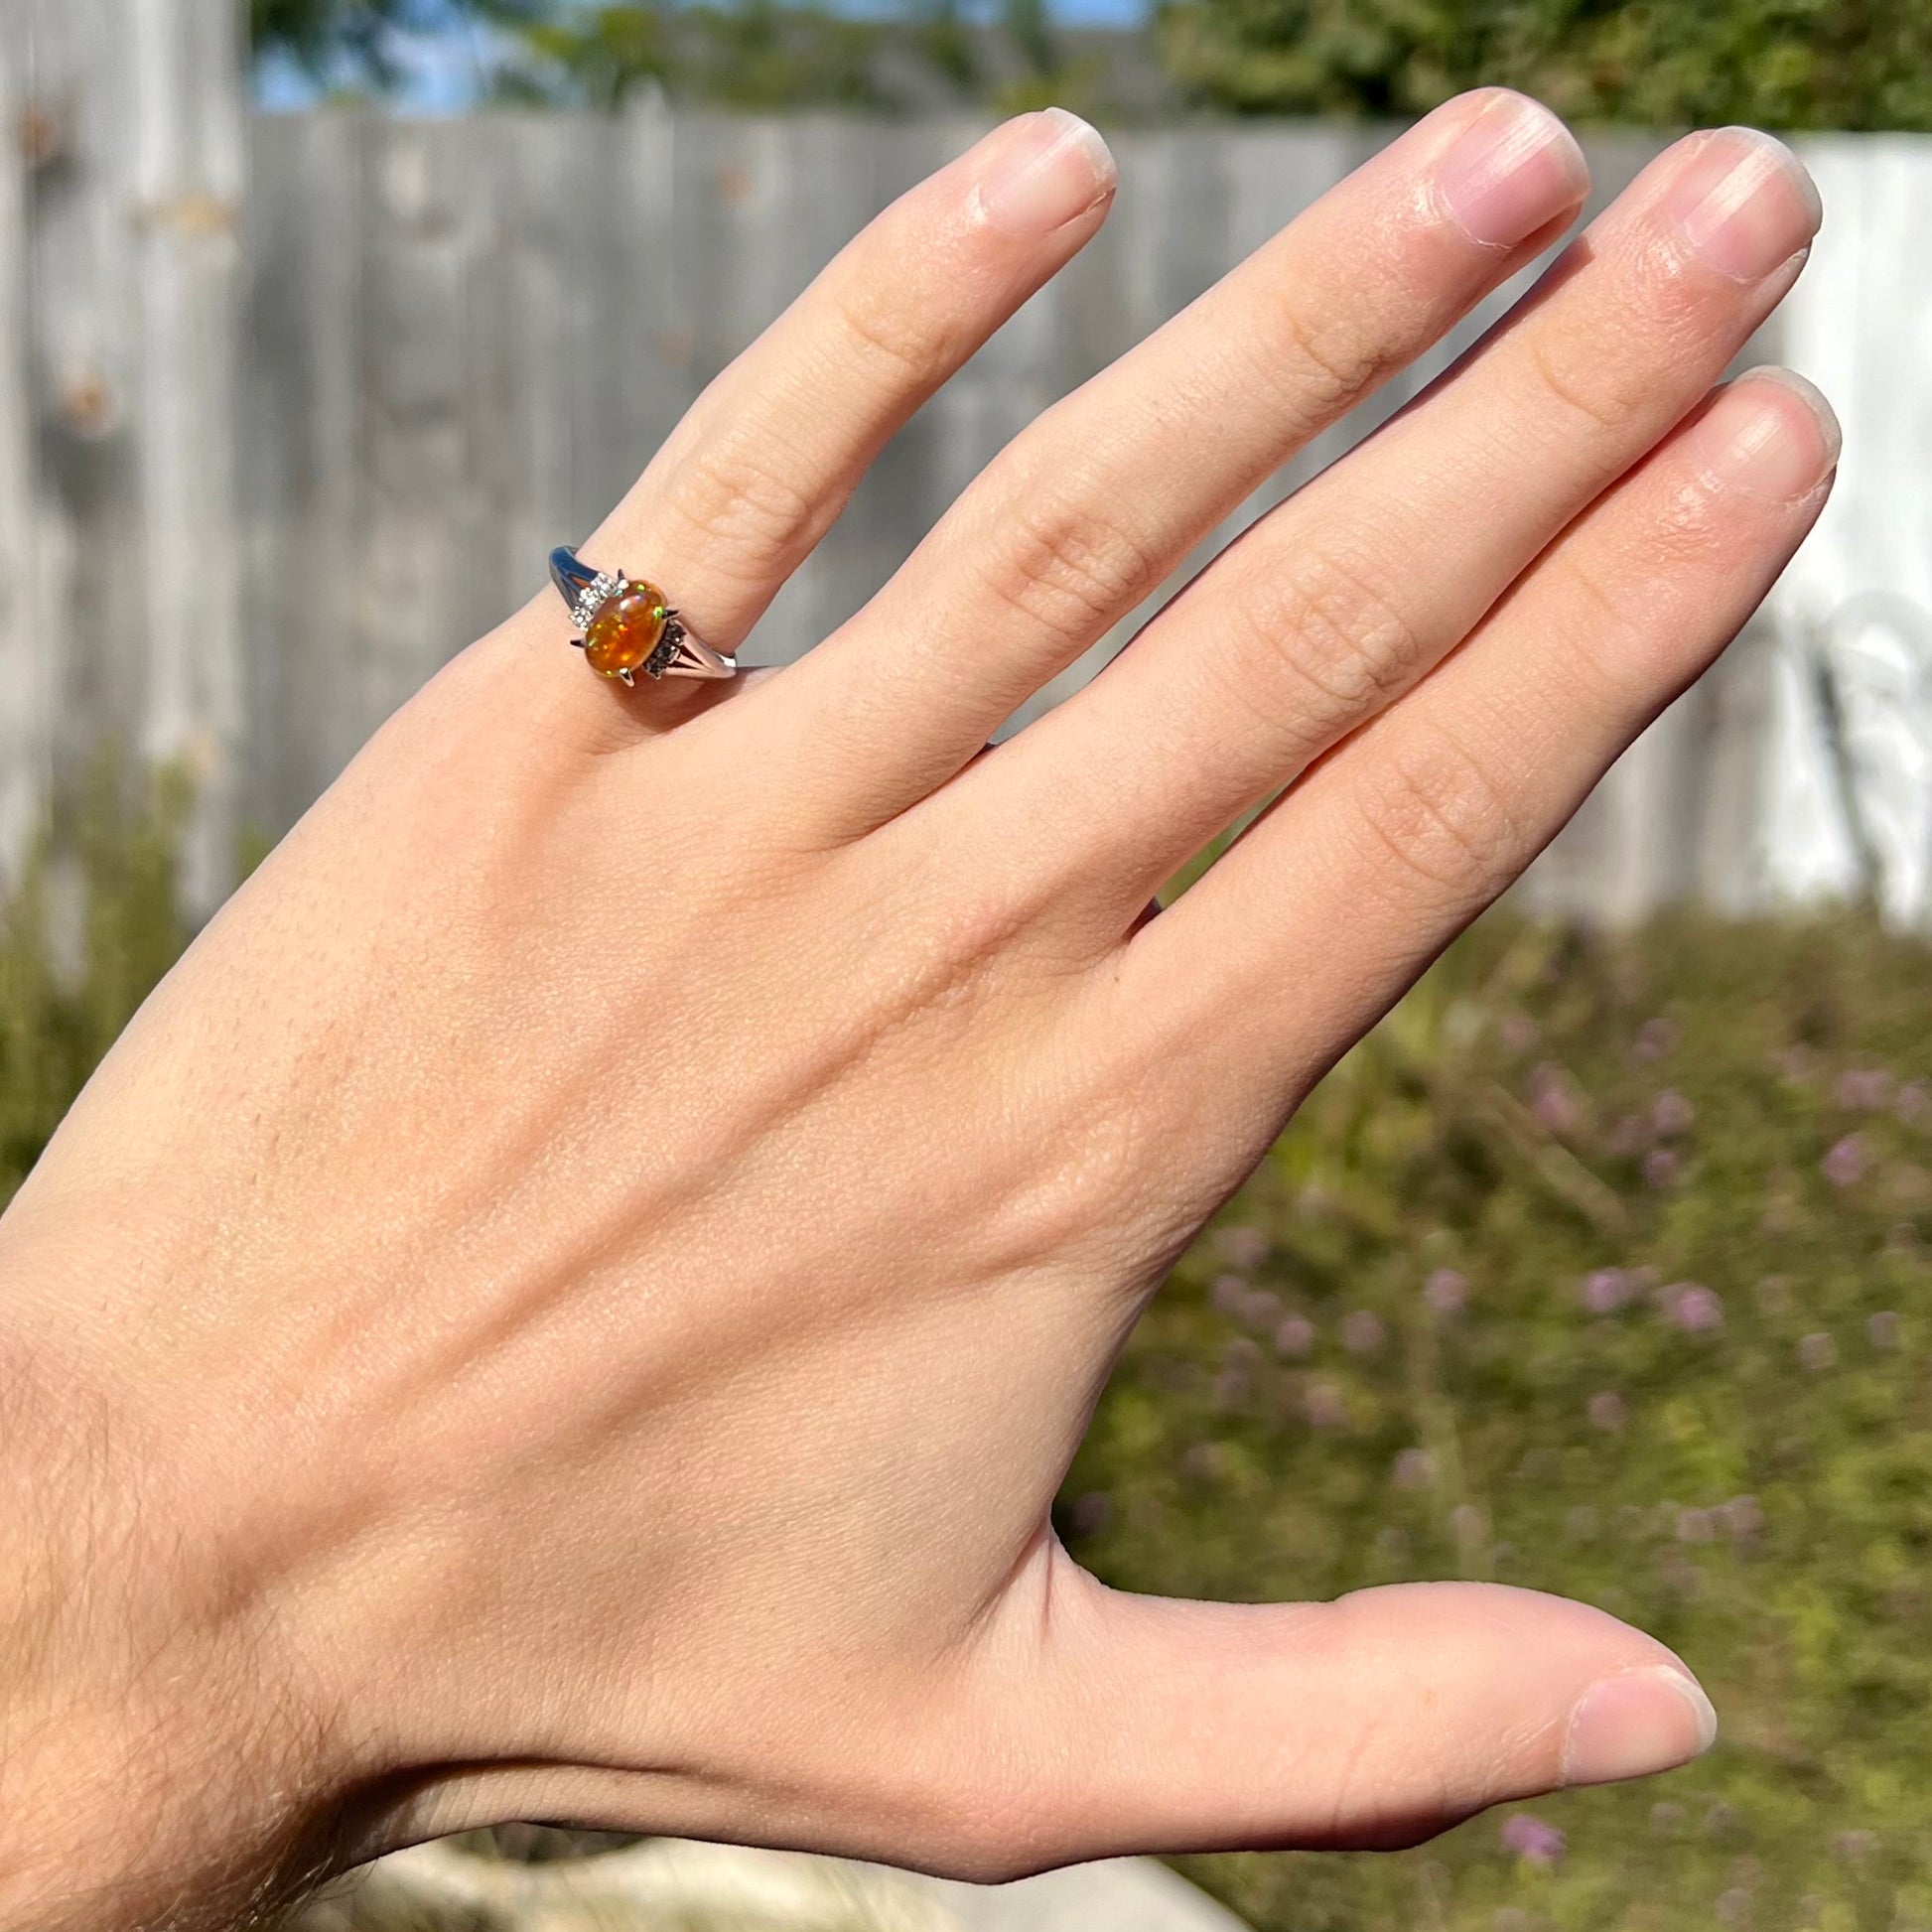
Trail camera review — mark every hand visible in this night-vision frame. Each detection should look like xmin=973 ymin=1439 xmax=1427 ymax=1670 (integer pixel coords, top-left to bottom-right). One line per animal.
xmin=0 ymin=94 xmax=1831 ymax=1932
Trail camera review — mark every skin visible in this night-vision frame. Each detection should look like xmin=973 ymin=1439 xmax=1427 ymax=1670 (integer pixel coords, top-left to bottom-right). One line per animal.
xmin=0 ymin=91 xmax=1837 ymax=1932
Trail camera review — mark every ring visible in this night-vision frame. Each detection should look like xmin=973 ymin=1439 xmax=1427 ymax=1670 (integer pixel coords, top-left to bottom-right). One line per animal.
xmin=549 ymin=547 xmax=738 ymax=685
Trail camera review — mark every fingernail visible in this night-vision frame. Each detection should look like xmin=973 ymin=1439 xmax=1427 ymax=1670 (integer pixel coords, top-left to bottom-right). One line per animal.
xmin=1436 ymin=90 xmax=1589 ymax=249
xmin=1662 ymin=127 xmax=1823 ymax=282
xmin=1693 ymin=367 xmax=1842 ymax=500
xmin=1563 ymin=1666 xmax=1719 ymax=1788
xmin=976 ymin=108 xmax=1116 ymax=239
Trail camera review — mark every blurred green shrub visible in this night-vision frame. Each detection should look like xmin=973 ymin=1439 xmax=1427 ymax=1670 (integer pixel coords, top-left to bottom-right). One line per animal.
xmin=0 ymin=759 xmax=192 ymax=1204
xmin=1157 ymin=0 xmax=1932 ymax=127
xmin=1066 ymin=912 xmax=1932 ymax=1931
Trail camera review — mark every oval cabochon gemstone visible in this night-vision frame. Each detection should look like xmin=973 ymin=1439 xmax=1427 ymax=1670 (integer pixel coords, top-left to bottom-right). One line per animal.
xmin=585 ymin=581 xmax=669 ymax=677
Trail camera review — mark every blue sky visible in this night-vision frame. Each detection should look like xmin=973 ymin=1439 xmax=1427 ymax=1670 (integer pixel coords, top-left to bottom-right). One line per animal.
xmin=254 ymin=0 xmax=1148 ymax=110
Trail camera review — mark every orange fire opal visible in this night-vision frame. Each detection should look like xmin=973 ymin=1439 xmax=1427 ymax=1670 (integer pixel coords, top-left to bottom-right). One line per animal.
xmin=583 ymin=581 xmax=670 ymax=679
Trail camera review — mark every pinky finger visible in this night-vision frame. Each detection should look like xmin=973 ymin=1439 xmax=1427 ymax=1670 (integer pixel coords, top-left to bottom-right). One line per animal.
xmin=1121 ymin=366 xmax=1838 ymax=1108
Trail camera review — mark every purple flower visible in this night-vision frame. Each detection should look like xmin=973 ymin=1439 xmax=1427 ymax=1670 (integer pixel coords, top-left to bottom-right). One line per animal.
xmin=1898 ymin=1080 xmax=1932 ymax=1125
xmin=1676 ymin=1506 xmax=1716 ymax=1544
xmin=1635 ymin=1017 xmax=1681 ymax=1061
xmin=1210 ymin=1274 xmax=1248 ymax=1316
xmin=1652 ymin=1089 xmax=1696 ymax=1136
xmin=1777 ymin=1043 xmax=1821 ymax=1084
xmin=1215 ymin=1225 xmax=1269 ymax=1270
xmin=1273 ymin=1313 xmax=1315 ymax=1359
xmin=1498 ymin=1012 xmax=1538 ymax=1053
xmin=1588 ymin=1390 xmax=1626 ymax=1432
xmin=1424 ymin=1267 xmax=1468 ymax=1315
xmin=1304 ymin=1379 xmax=1348 ymax=1430
xmin=1798 ymin=1330 xmax=1837 ymax=1372
xmin=1834 ymin=1829 xmax=1878 ymax=1863
xmin=1644 ymin=1147 xmax=1682 ymax=1188
xmin=1340 ymin=1310 xmax=1386 ymax=1355
xmin=1581 ymin=1267 xmax=1632 ymax=1315
xmin=1499 ymin=1813 xmax=1566 ymax=1864
xmin=1238 ymin=1288 xmax=1284 ymax=1330
xmin=1212 ymin=1365 xmax=1250 ymax=1409
xmin=1215 ymin=1339 xmax=1258 ymax=1407
xmin=1393 ymin=1448 xmax=1436 ymax=1490
xmin=1836 ymin=1068 xmax=1895 ymax=1111
xmin=1716 ymin=1888 xmax=1752 ymax=1928
xmin=1665 ymin=1283 xmax=1725 ymax=1334
xmin=1529 ymin=1062 xmax=1583 ymax=1135
xmin=1823 ymin=1133 xmax=1870 ymax=1187
xmin=1723 ymin=1494 xmax=1764 ymax=1539
xmin=1869 ymin=1310 xmax=1900 ymax=1349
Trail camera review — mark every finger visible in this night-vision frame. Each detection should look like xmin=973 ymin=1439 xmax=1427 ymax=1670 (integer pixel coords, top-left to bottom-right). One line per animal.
xmin=753 ymin=89 xmax=1590 ymax=830
xmin=967 ymin=1576 xmax=1713 ymax=1867
xmin=487 ymin=111 xmax=1116 ymax=743
xmin=1119 ymin=367 xmax=1837 ymax=1127
xmin=989 ymin=126 xmax=1822 ymax=924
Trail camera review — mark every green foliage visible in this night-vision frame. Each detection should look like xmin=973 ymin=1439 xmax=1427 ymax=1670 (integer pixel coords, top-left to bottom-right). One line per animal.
xmin=251 ymin=0 xmax=1122 ymax=117
xmin=499 ymin=0 xmax=889 ymax=110
xmin=0 ymin=760 xmax=193 ymax=1203
xmin=251 ymin=0 xmax=544 ymax=91
xmin=1066 ymin=910 xmax=1932 ymax=1930
xmin=1156 ymin=0 xmax=1932 ymax=128
xmin=251 ymin=0 xmax=420 ymax=86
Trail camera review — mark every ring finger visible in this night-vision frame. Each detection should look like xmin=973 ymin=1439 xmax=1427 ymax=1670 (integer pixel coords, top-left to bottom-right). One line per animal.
xmin=486 ymin=110 xmax=1117 ymax=745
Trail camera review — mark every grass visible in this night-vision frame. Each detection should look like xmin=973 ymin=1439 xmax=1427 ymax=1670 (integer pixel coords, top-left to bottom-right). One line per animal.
xmin=11 ymin=796 xmax=1932 ymax=1932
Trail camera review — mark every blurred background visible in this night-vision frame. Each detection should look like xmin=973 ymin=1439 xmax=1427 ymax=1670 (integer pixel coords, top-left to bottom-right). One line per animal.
xmin=5 ymin=3 xmax=1932 ymax=1930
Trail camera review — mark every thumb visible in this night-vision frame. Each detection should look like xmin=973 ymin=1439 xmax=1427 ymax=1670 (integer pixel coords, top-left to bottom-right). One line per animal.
xmin=986 ymin=1573 xmax=1715 ymax=1866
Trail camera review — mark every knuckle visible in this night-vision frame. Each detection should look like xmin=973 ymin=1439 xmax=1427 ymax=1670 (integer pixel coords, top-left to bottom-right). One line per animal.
xmin=984 ymin=494 xmax=1163 ymax=643
xmin=975 ymin=1083 xmax=1145 ymax=1273
xmin=1249 ymin=289 xmax=1390 ymax=421
xmin=824 ymin=276 xmax=953 ymax=390
xmin=1242 ymin=547 xmax=1424 ymax=734
xmin=664 ymin=432 xmax=822 ymax=566
xmin=1350 ymin=723 xmax=1524 ymax=905
xmin=1523 ymin=329 xmax=1646 ymax=438
xmin=1559 ymin=486 xmax=1726 ymax=688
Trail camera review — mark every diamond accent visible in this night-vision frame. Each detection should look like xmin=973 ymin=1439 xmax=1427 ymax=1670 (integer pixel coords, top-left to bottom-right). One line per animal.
xmin=570 ymin=570 xmax=623 ymax=633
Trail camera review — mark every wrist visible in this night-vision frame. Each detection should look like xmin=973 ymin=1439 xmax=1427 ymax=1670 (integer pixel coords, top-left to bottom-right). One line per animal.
xmin=0 ymin=1234 xmax=344 ymax=1932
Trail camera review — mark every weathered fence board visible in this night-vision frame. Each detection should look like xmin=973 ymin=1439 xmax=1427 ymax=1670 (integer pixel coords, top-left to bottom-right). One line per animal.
xmin=8 ymin=0 xmax=245 ymax=907
xmin=0 ymin=34 xmax=44 ymax=875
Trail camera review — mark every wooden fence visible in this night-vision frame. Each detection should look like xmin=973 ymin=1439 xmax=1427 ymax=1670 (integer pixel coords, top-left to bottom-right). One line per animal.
xmin=2 ymin=0 xmax=1925 ymax=921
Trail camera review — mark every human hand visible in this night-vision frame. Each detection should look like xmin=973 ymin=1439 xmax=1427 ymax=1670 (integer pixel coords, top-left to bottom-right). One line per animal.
xmin=0 ymin=93 xmax=1832 ymax=1931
